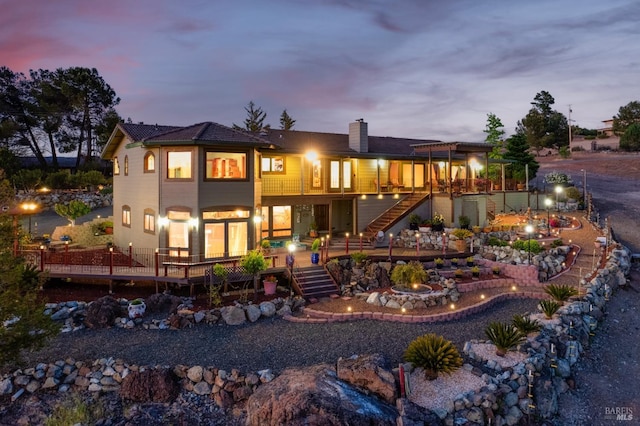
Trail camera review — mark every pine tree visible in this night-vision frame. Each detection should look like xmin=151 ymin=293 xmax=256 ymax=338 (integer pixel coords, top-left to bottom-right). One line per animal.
xmin=279 ymin=109 xmax=296 ymax=130
xmin=233 ymin=101 xmax=269 ymax=132
xmin=503 ymin=132 xmax=539 ymax=181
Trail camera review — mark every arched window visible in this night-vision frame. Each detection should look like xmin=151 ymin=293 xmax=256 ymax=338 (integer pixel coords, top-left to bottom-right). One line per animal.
xmin=124 ymin=155 xmax=129 ymax=176
xmin=144 ymin=152 xmax=155 ymax=173
xmin=122 ymin=205 xmax=131 ymax=227
xmin=144 ymin=208 xmax=155 ymax=234
xmin=114 ymin=157 xmax=120 ymax=175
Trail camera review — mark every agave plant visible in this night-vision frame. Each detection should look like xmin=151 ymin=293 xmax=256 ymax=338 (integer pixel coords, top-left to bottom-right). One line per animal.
xmin=485 ymin=322 xmax=525 ymax=356
xmin=544 ymin=284 xmax=579 ymax=302
xmin=539 ymin=299 xmax=562 ymax=319
xmin=403 ymin=333 xmax=463 ymax=380
xmin=512 ymin=314 xmax=542 ymax=335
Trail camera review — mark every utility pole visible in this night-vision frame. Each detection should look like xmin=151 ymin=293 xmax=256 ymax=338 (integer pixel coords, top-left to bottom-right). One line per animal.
xmin=568 ymin=105 xmax=573 ymax=154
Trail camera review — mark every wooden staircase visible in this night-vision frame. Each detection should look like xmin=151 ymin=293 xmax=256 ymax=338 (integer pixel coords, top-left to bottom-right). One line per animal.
xmin=292 ymin=265 xmax=339 ymax=300
xmin=362 ymin=192 xmax=431 ymax=241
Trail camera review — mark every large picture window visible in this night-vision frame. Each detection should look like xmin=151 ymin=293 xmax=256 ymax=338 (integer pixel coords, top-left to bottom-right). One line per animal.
xmin=167 ymin=151 xmax=192 ymax=179
xmin=261 ymin=156 xmax=285 ymax=173
xmin=206 ymin=152 xmax=247 ymax=179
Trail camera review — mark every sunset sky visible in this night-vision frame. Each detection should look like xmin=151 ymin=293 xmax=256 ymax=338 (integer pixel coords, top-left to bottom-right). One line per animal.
xmin=2 ymin=0 xmax=638 ymax=141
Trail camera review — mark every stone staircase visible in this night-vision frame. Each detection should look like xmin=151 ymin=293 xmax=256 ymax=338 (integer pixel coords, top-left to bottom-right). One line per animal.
xmin=362 ymin=192 xmax=430 ymax=241
xmin=293 ymin=265 xmax=339 ymax=300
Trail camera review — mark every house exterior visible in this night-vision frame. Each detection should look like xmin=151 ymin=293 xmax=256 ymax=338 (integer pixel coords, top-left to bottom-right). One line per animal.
xmin=102 ymin=120 xmax=530 ymax=260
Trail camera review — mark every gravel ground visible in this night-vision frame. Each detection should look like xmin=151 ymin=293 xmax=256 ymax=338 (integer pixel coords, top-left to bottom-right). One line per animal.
xmin=21 ymin=299 xmax=538 ymax=374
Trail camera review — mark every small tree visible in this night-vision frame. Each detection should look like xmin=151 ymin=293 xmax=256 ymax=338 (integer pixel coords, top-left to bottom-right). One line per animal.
xmin=279 ymin=109 xmax=296 ymax=130
xmin=240 ymin=250 xmax=269 ymax=302
xmin=54 ymin=200 xmax=92 ymax=226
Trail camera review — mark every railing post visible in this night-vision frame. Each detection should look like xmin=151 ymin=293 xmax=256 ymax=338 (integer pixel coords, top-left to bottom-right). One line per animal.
xmin=109 ymin=247 xmax=114 ymax=275
xmin=64 ymin=241 xmax=69 ymax=266
xmin=154 ymin=249 xmax=159 ymax=276
xmin=40 ymin=245 xmax=45 ymax=271
xmin=272 ymin=256 xmax=276 ymax=268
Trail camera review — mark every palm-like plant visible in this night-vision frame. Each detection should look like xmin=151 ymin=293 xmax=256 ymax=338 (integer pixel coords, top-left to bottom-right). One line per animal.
xmin=539 ymin=299 xmax=562 ymax=319
xmin=485 ymin=322 xmax=525 ymax=356
xmin=544 ymin=284 xmax=579 ymax=302
xmin=403 ymin=333 xmax=463 ymax=380
xmin=512 ymin=314 xmax=542 ymax=335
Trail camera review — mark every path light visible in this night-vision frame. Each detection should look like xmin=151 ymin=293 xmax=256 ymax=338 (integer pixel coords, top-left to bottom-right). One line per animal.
xmin=511 ymin=285 xmax=517 ymax=291
xmin=401 ymin=307 xmax=406 ymax=314
xmin=347 ymin=306 xmax=352 ymax=312
xmin=480 ymin=294 xmax=486 ymax=300
xmin=450 ymin=303 xmax=455 ymax=310
xmin=544 ymin=198 xmax=552 ymax=236
xmin=525 ymin=224 xmax=534 ymax=263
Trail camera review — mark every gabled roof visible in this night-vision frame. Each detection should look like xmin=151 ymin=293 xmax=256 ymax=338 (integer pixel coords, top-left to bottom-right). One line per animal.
xmin=263 ymin=129 xmax=443 ymax=159
xmin=101 ymin=122 xmax=273 ymax=159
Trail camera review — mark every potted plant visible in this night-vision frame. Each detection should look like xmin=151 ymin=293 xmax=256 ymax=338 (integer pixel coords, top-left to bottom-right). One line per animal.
xmin=431 ymin=212 xmax=445 ymax=232
xmin=408 ymin=213 xmax=421 ymax=231
xmin=451 ymin=228 xmax=473 ymax=252
xmin=492 ymin=265 xmax=501 ymax=276
xmin=309 ymin=221 xmax=318 ymax=238
xmin=451 ymin=257 xmax=459 ymax=267
xmin=472 ymin=225 xmax=481 ymax=234
xmin=458 ymin=215 xmax=471 ymax=230
xmin=240 ymin=250 xmax=269 ymax=301
xmin=434 ymin=258 xmax=444 ymax=269
xmin=262 ymin=274 xmax=278 ymax=295
xmin=454 ymin=268 xmax=464 ymax=280
xmin=260 ymin=239 xmax=271 ymax=253
xmin=419 ymin=219 xmax=432 ymax=232
xmin=466 ymin=256 xmax=475 ymax=267
xmin=471 ymin=266 xmax=480 ymax=278
xmin=127 ymin=298 xmax=146 ymax=319
xmin=100 ymin=221 xmax=114 ymax=235
xmin=310 ymin=238 xmax=321 ymax=264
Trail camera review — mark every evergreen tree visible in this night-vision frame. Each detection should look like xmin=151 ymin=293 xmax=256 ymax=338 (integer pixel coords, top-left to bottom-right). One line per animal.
xmin=279 ymin=109 xmax=296 ymax=130
xmin=520 ymin=91 xmax=569 ymax=153
xmin=503 ymin=132 xmax=539 ymax=182
xmin=233 ymin=101 xmax=270 ymax=132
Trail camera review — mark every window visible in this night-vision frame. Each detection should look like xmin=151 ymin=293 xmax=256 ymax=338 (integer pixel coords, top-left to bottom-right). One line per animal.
xmin=124 ymin=155 xmax=129 ymax=176
xmin=167 ymin=210 xmax=191 ymax=257
xmin=144 ymin=209 xmax=155 ymax=234
xmin=144 ymin=152 xmax=155 ymax=173
xmin=113 ymin=157 xmax=120 ymax=175
xmin=203 ymin=208 xmax=250 ymax=258
xmin=261 ymin=156 xmax=285 ymax=173
xmin=206 ymin=152 xmax=247 ymax=179
xmin=167 ymin=151 xmax=192 ymax=179
xmin=122 ymin=205 xmax=131 ymax=227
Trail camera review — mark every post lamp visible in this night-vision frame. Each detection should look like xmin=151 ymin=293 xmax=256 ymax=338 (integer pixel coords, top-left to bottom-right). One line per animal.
xmin=21 ymin=202 xmax=39 ymax=236
xmin=525 ymin=224 xmax=534 ymax=263
xmin=287 ymin=243 xmax=296 ymax=294
xmin=359 ymin=232 xmax=363 ymax=252
xmin=555 ymin=185 xmax=563 ymax=211
xmin=544 ymin=198 xmax=552 ymax=236
xmin=388 ymin=233 xmax=393 ymax=261
xmin=345 ymin=232 xmax=349 ymax=255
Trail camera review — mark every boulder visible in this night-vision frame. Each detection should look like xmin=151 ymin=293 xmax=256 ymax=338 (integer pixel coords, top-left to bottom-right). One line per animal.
xmin=336 ymin=353 xmax=397 ymax=404
xmin=259 ymin=301 xmax=276 ymax=317
xmin=84 ymin=296 xmax=122 ymax=328
xmin=220 ymin=306 xmax=246 ymax=325
xmin=245 ymin=364 xmax=397 ymax=426
xmin=245 ymin=304 xmax=262 ymax=323
xmin=120 ymin=368 xmax=179 ymax=403
xmin=145 ymin=293 xmax=183 ymax=314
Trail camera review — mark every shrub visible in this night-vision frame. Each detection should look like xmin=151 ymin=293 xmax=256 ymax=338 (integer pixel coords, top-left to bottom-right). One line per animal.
xmin=458 ymin=215 xmax=471 ymax=229
xmin=512 ymin=314 xmax=542 ymax=335
xmin=454 ymin=268 xmax=464 ymax=278
xmin=544 ymin=284 xmax=579 ymax=302
xmin=311 ymin=238 xmax=321 ymax=252
xmin=391 ymin=261 xmax=427 ymax=289
xmin=403 ymin=333 xmax=463 ymax=380
xmin=261 ymin=239 xmax=271 ymax=249
xmin=54 ymin=200 xmax=92 ymax=226
xmin=471 ymin=266 xmax=480 ymax=276
xmin=512 ymin=239 xmax=543 ymax=254
xmin=434 ymin=258 xmax=444 ymax=265
xmin=487 ymin=236 xmax=508 ymax=247
xmin=550 ymin=239 xmax=564 ymax=248
xmin=350 ymin=251 xmax=368 ymax=265
xmin=564 ymin=186 xmax=581 ymax=201
xmin=484 ymin=322 xmax=525 ymax=356
xmin=408 ymin=213 xmax=422 ymax=225
xmin=45 ymin=394 xmax=105 ymax=426
xmin=539 ymin=299 xmax=562 ymax=319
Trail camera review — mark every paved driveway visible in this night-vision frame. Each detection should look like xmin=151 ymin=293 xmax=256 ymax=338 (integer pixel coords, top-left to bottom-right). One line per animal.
xmin=21 ymin=206 xmax=114 ymax=237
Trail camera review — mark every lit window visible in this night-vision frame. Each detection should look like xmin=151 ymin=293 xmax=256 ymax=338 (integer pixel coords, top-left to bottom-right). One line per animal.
xmin=122 ymin=205 xmax=131 ymax=227
xmin=167 ymin=151 xmax=192 ymax=179
xmin=206 ymin=152 xmax=247 ymax=179
xmin=144 ymin=152 xmax=155 ymax=173
xmin=114 ymin=157 xmax=120 ymax=175
xmin=124 ymin=155 xmax=129 ymax=176
xmin=272 ymin=206 xmax=291 ymax=237
xmin=144 ymin=209 xmax=155 ymax=234
xmin=262 ymin=156 xmax=285 ymax=173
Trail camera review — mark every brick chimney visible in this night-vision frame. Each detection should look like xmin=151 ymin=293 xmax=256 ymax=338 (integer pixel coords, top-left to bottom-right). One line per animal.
xmin=349 ymin=119 xmax=368 ymax=153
